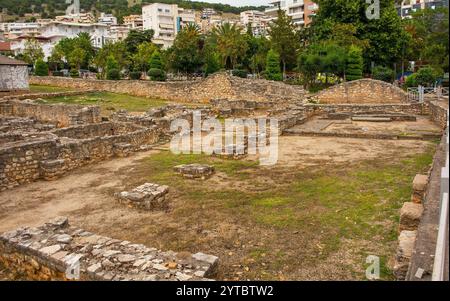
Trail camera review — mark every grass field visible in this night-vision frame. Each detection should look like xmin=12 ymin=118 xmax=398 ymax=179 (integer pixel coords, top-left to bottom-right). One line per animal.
xmin=36 ymin=91 xmax=168 ymax=113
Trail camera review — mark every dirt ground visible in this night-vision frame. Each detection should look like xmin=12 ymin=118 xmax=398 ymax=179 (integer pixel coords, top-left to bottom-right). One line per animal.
xmin=290 ymin=116 xmax=442 ymax=137
xmin=0 ymin=136 xmax=436 ymax=280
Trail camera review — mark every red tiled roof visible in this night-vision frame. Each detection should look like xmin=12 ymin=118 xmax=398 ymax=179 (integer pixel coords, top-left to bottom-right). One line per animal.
xmin=0 ymin=41 xmax=11 ymax=52
xmin=0 ymin=55 xmax=28 ymax=66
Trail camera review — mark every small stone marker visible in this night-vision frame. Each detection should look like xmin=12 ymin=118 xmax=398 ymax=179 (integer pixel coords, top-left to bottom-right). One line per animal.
xmin=116 ymin=183 xmax=169 ymax=210
xmin=174 ymin=164 xmax=215 ymax=180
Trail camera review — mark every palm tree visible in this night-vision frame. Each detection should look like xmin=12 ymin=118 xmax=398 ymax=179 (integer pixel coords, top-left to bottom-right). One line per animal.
xmin=211 ymin=23 xmax=247 ymax=69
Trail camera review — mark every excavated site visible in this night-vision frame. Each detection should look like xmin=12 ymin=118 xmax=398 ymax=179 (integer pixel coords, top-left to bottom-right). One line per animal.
xmin=0 ymin=74 xmax=448 ymax=281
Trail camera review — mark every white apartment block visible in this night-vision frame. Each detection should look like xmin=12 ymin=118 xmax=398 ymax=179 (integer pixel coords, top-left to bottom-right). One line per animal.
xmin=123 ymin=15 xmax=143 ymax=30
xmin=240 ymin=10 xmax=269 ymax=36
xmin=265 ymin=0 xmax=318 ymax=27
xmin=98 ymin=13 xmax=118 ymax=26
xmin=142 ymin=3 xmax=196 ymax=49
xmin=396 ymin=0 xmax=449 ymax=18
xmin=55 ymin=13 xmax=96 ymax=24
xmin=0 ymin=23 xmax=42 ymax=39
xmin=107 ymin=25 xmax=130 ymax=43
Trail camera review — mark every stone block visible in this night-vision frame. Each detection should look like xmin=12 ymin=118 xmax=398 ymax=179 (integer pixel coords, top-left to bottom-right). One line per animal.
xmin=174 ymin=164 xmax=215 ymax=179
xmin=393 ymin=230 xmax=417 ymax=280
xmin=399 ymin=202 xmax=424 ymax=231
xmin=116 ymin=183 xmax=169 ymax=211
xmin=412 ymin=174 xmax=428 ymax=192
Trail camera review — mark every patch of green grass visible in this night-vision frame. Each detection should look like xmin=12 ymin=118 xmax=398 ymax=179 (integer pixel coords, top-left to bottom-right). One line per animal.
xmin=36 ymin=91 xmax=168 ymax=113
xmin=29 ymin=85 xmax=73 ymax=93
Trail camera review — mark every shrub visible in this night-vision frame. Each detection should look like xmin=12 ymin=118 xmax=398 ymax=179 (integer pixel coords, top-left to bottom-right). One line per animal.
xmin=70 ymin=69 xmax=79 ymax=78
xmin=204 ymin=51 xmax=221 ymax=76
xmin=232 ymin=69 xmax=248 ymax=78
xmin=148 ymin=68 xmax=166 ymax=81
xmin=346 ymin=45 xmax=363 ymax=81
xmin=129 ymin=71 xmax=142 ymax=80
xmin=415 ymin=67 xmax=440 ymax=86
xmin=34 ymin=59 xmax=49 ymax=76
xmin=265 ymin=49 xmax=282 ymax=81
xmin=372 ymin=66 xmax=394 ymax=83
xmin=405 ymin=74 xmax=417 ymax=88
xmin=106 ymin=68 xmax=121 ymax=80
xmin=149 ymin=51 xmax=163 ymax=70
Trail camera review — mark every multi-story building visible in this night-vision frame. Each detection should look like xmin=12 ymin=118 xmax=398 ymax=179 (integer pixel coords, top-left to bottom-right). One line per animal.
xmin=396 ymin=0 xmax=449 ymax=19
xmin=107 ymin=25 xmax=130 ymax=43
xmin=98 ymin=13 xmax=118 ymax=26
xmin=55 ymin=13 xmax=96 ymax=24
xmin=201 ymin=8 xmax=217 ymax=20
xmin=240 ymin=10 xmax=269 ymax=36
xmin=123 ymin=15 xmax=143 ymax=30
xmin=142 ymin=3 xmax=196 ymax=48
xmin=0 ymin=22 xmax=42 ymax=39
xmin=265 ymin=0 xmax=318 ymax=27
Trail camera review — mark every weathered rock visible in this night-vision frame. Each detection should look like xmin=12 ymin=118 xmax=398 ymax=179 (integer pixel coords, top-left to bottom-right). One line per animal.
xmin=116 ymin=183 xmax=169 ymax=211
xmin=393 ymin=230 xmax=417 ymax=280
xmin=174 ymin=164 xmax=215 ymax=179
xmin=399 ymin=202 xmax=424 ymax=231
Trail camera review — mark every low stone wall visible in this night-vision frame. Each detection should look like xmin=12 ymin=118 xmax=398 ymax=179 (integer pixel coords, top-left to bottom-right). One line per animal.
xmin=0 ymin=99 xmax=101 ymax=128
xmin=0 ymin=217 xmax=218 ymax=280
xmin=308 ymin=79 xmax=408 ymax=104
xmin=0 ymin=122 xmax=161 ymax=191
xmin=0 ymin=90 xmax=96 ymax=101
xmin=30 ymin=72 xmax=306 ymax=103
xmin=428 ymin=100 xmax=448 ymax=129
xmin=301 ymin=103 xmax=427 ymax=117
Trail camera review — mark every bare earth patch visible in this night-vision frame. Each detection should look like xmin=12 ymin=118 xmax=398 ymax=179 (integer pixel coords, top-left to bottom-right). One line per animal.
xmin=0 ymin=136 xmax=436 ymax=280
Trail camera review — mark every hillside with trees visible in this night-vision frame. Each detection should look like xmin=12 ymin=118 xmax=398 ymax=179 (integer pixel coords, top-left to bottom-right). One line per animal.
xmin=0 ymin=0 xmax=266 ymax=21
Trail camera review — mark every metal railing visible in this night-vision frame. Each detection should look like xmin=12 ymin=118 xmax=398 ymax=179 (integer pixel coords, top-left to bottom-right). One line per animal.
xmin=407 ymin=86 xmax=449 ymax=102
xmin=432 ymin=109 xmax=449 ymax=281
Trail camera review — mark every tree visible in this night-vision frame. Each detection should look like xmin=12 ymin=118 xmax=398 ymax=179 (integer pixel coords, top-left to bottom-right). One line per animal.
xmin=312 ymin=0 xmax=408 ymax=70
xmin=132 ymin=42 xmax=157 ymax=72
xmin=149 ymin=50 xmax=163 ymax=70
xmin=169 ymin=24 xmax=204 ymax=74
xmin=52 ymin=33 xmax=94 ymax=70
xmin=265 ymin=49 xmax=282 ymax=81
xmin=148 ymin=50 xmax=166 ymax=81
xmin=106 ymin=56 xmax=120 ymax=80
xmin=346 ymin=45 xmax=363 ymax=81
xmin=94 ymin=41 xmax=129 ymax=79
xmin=372 ymin=66 xmax=395 ymax=83
xmin=124 ymin=29 xmax=154 ymax=53
xmin=34 ymin=58 xmax=49 ymax=76
xmin=203 ymin=50 xmax=221 ymax=76
xmin=415 ymin=67 xmax=441 ymax=86
xmin=211 ymin=23 xmax=248 ymax=69
xmin=22 ymin=39 xmax=44 ymax=65
xmin=68 ymin=47 xmax=87 ymax=70
xmin=268 ymin=9 xmax=298 ymax=75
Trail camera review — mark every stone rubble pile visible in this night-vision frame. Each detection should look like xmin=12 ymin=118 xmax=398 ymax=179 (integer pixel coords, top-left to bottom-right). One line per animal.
xmin=116 ymin=183 xmax=169 ymax=210
xmin=0 ymin=217 xmax=219 ymax=281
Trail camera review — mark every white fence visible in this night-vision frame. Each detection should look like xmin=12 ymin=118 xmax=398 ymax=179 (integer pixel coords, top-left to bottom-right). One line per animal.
xmin=407 ymin=86 xmax=449 ymax=102
xmin=432 ymin=109 xmax=449 ymax=281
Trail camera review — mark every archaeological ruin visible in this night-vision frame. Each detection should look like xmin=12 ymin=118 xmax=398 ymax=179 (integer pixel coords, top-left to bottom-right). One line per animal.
xmin=0 ymin=72 xmax=448 ymax=281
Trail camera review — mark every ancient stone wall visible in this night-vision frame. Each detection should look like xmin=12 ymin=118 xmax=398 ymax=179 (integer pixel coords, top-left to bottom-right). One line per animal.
xmin=0 ymin=217 xmax=218 ymax=281
xmin=309 ymin=79 xmax=408 ymax=104
xmin=0 ymin=99 xmax=101 ymax=128
xmin=30 ymin=72 xmax=306 ymax=103
xmin=428 ymin=100 xmax=448 ymax=129
xmin=0 ymin=65 xmax=29 ymax=91
xmin=0 ymin=122 xmax=161 ymax=191
xmin=302 ymin=103 xmax=427 ymax=117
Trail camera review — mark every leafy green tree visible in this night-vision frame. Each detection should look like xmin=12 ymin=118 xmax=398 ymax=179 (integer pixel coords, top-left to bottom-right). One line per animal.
xmin=132 ymin=42 xmax=158 ymax=72
xmin=106 ymin=56 xmax=120 ymax=80
xmin=312 ymin=0 xmax=408 ymax=70
xmin=268 ymin=9 xmax=298 ymax=75
xmin=415 ymin=67 xmax=441 ymax=86
xmin=203 ymin=50 xmax=221 ymax=76
xmin=265 ymin=49 xmax=282 ymax=81
xmin=346 ymin=45 xmax=363 ymax=81
xmin=124 ymin=29 xmax=154 ymax=53
xmin=22 ymin=39 xmax=44 ymax=65
xmin=94 ymin=41 xmax=129 ymax=79
xmin=34 ymin=58 xmax=48 ymax=76
xmin=149 ymin=50 xmax=163 ymax=70
xmin=148 ymin=50 xmax=166 ymax=81
xmin=372 ymin=66 xmax=395 ymax=83
xmin=169 ymin=24 xmax=204 ymax=74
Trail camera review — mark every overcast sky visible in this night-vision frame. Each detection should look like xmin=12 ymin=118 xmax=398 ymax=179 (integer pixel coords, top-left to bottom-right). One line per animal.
xmin=191 ymin=0 xmax=269 ymax=7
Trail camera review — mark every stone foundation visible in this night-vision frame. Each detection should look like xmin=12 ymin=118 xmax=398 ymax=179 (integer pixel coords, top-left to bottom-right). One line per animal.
xmin=411 ymin=174 xmax=429 ymax=204
xmin=393 ymin=230 xmax=417 ymax=280
xmin=116 ymin=183 xmax=169 ymax=210
xmin=174 ymin=164 xmax=215 ymax=179
xmin=30 ymin=72 xmax=306 ymax=103
xmin=0 ymin=217 xmax=218 ymax=281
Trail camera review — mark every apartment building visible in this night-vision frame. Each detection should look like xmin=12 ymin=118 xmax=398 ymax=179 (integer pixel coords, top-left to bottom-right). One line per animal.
xmin=396 ymin=0 xmax=449 ymax=18
xmin=123 ymin=15 xmax=143 ymax=30
xmin=107 ymin=25 xmax=130 ymax=43
xmin=265 ymin=0 xmax=318 ymax=27
xmin=55 ymin=13 xmax=96 ymax=24
xmin=0 ymin=22 xmax=42 ymax=39
xmin=142 ymin=3 xmax=195 ymax=48
xmin=98 ymin=13 xmax=118 ymax=26
xmin=240 ymin=10 xmax=269 ymax=36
